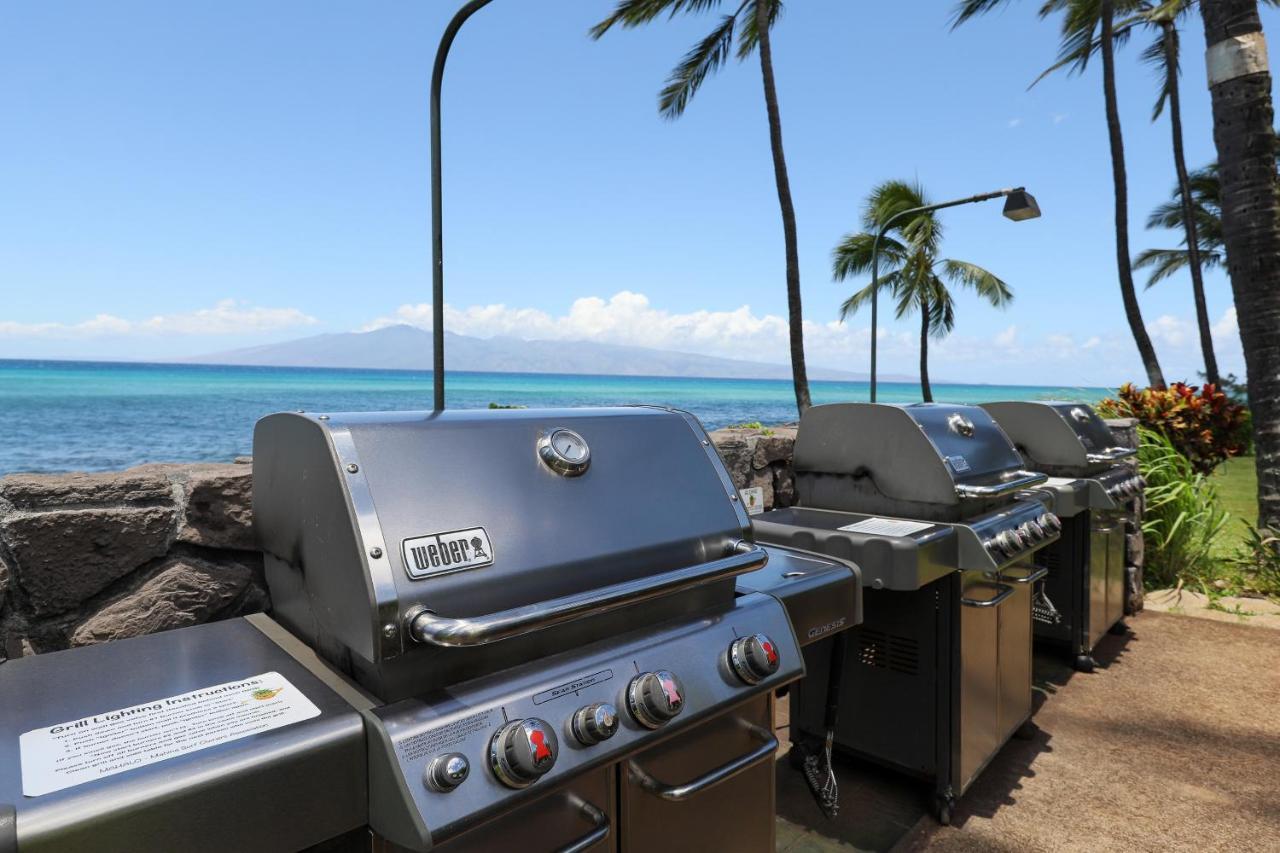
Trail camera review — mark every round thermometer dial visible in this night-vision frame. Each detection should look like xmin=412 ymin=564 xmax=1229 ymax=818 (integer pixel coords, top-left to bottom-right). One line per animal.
xmin=538 ymin=428 xmax=591 ymax=476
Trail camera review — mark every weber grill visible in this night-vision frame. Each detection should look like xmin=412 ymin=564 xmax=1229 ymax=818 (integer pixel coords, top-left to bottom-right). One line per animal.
xmin=752 ymin=402 xmax=1061 ymax=823
xmin=980 ymin=401 xmax=1142 ymax=671
xmin=250 ymin=405 xmax=860 ymax=852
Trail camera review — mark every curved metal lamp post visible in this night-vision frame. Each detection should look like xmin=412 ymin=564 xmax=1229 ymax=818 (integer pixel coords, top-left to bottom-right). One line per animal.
xmin=867 ymin=187 xmax=1040 ymax=403
xmin=431 ymin=0 xmax=496 ymax=411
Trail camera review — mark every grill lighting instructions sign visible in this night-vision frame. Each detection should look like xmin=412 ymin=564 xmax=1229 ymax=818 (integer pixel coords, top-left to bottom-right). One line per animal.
xmin=19 ymin=671 xmax=320 ymax=797
xmin=838 ymin=517 xmax=935 ymax=537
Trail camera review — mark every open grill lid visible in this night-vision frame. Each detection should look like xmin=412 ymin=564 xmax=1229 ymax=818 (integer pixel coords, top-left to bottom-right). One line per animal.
xmin=253 ymin=407 xmax=754 ymax=683
xmin=793 ymin=403 xmax=1046 ymax=522
xmin=979 ymin=401 xmax=1135 ymax=477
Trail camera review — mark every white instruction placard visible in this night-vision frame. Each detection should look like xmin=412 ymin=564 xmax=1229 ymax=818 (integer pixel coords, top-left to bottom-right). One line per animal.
xmin=838 ymin=517 xmax=934 ymax=537
xmin=20 ymin=671 xmax=320 ymax=797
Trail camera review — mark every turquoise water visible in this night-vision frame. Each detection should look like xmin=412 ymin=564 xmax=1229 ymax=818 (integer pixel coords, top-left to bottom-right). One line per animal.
xmin=0 ymin=359 xmax=1109 ymax=474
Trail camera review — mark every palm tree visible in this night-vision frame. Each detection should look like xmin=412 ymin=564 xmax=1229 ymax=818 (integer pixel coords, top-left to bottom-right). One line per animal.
xmin=832 ymin=181 xmax=1013 ymax=402
xmin=590 ymin=0 xmax=812 ymax=414
xmin=952 ymin=0 xmax=1168 ymax=389
xmin=1197 ymin=0 xmax=1280 ymax=531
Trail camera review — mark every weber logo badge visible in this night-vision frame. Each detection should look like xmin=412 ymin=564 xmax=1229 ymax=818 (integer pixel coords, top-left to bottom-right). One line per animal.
xmin=402 ymin=527 xmax=494 ymax=579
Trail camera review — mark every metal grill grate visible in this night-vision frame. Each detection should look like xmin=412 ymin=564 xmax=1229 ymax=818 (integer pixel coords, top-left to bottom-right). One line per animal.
xmin=854 ymin=628 xmax=920 ymax=675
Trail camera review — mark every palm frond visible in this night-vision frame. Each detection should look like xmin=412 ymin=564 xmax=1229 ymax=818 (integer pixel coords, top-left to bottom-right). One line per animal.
xmin=831 ymin=231 xmax=910 ymax=281
xmin=735 ymin=0 xmax=782 ymax=59
xmin=658 ymin=13 xmax=739 ymax=118
xmin=949 ymin=0 xmax=1018 ymax=30
xmin=590 ymin=0 xmax=724 ymax=38
xmin=940 ymin=259 xmax=1014 ymax=306
xmin=838 ymin=270 xmax=906 ymax=320
xmin=1134 ymin=247 xmax=1224 ymax=287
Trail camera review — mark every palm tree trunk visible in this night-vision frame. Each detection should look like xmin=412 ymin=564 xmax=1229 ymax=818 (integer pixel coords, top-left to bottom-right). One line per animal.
xmin=1101 ymin=0 xmax=1167 ymax=389
xmin=1199 ymin=0 xmax=1280 ymax=531
xmin=755 ymin=0 xmax=811 ymax=415
xmin=919 ymin=295 xmax=933 ymax=403
xmin=1163 ymin=20 xmax=1221 ymax=387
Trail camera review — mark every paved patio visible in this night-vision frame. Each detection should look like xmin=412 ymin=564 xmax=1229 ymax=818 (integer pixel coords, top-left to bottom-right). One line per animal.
xmin=773 ymin=609 xmax=1280 ymax=852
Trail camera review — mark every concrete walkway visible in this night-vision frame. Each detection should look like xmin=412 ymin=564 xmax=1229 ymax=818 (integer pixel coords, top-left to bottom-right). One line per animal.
xmin=774 ymin=609 xmax=1280 ymax=852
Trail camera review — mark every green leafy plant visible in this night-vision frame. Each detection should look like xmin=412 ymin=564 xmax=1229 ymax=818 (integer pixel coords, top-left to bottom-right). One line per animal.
xmin=1227 ymin=523 xmax=1280 ymax=600
xmin=727 ymin=421 xmax=775 ymax=435
xmin=1136 ymin=426 xmax=1229 ymax=591
xmin=1098 ymin=382 xmax=1248 ymax=474
xmin=487 ymin=402 xmax=526 ymax=410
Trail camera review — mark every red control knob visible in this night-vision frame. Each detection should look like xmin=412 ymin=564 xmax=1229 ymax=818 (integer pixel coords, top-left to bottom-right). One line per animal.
xmin=728 ymin=633 xmax=780 ymax=685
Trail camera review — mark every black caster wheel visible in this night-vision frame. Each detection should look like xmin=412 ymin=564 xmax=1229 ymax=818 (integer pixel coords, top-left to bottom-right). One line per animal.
xmin=1109 ymin=621 xmax=1128 ymax=636
xmin=1074 ymin=654 xmax=1096 ymax=673
xmin=787 ymin=745 xmax=806 ymax=770
xmin=933 ymin=794 xmax=955 ymax=826
xmin=1014 ymin=720 xmax=1038 ymax=741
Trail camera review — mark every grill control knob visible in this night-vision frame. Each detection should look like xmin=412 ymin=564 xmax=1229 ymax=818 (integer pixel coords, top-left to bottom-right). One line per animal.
xmin=425 ymin=753 xmax=470 ymax=793
xmin=728 ymin=633 xmax=781 ymax=685
xmin=627 ymin=670 xmax=685 ymax=729
xmin=1039 ymin=512 xmax=1062 ymax=534
xmin=571 ymin=702 xmax=619 ymax=746
xmin=489 ymin=718 xmax=558 ymax=789
xmin=995 ymin=530 xmax=1019 ymax=554
xmin=1021 ymin=520 xmax=1045 ymax=542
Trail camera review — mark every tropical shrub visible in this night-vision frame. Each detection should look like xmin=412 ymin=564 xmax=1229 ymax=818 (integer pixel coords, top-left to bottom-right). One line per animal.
xmin=1136 ymin=427 xmax=1230 ymax=591
xmin=1097 ymin=382 xmax=1249 ymax=474
xmin=1227 ymin=523 xmax=1280 ymax=599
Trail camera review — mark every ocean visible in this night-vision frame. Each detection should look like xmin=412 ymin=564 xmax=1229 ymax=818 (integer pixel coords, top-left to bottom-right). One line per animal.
xmin=0 ymin=359 xmax=1110 ymax=474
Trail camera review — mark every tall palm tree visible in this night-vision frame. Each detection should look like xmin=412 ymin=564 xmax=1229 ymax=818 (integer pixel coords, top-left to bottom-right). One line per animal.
xmin=590 ymin=0 xmax=812 ymax=414
xmin=832 ymin=181 xmax=1013 ymax=402
xmin=953 ymin=0 xmax=1168 ymax=389
xmin=1197 ymin=0 xmax=1280 ymax=531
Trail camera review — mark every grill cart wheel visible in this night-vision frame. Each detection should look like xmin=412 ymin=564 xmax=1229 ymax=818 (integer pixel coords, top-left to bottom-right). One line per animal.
xmin=1109 ymin=620 xmax=1128 ymax=636
xmin=1074 ymin=655 xmax=1096 ymax=673
xmin=934 ymin=793 xmax=956 ymax=825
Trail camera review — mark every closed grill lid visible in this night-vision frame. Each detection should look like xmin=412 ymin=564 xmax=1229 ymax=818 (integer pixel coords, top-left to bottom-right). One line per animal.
xmin=980 ymin=401 xmax=1134 ymax=477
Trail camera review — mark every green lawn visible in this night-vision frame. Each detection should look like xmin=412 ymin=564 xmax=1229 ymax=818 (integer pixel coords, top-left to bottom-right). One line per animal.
xmin=1211 ymin=455 xmax=1257 ymax=555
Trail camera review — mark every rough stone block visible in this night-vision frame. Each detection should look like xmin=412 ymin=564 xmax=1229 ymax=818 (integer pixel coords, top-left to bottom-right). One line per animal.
xmin=176 ymin=464 xmax=255 ymax=551
xmin=0 ymin=469 xmax=173 ymax=509
xmin=1126 ymin=531 xmax=1145 ymax=568
xmin=772 ymin=467 xmax=796 ymax=509
xmin=70 ymin=556 xmax=255 ymax=646
xmin=752 ymin=431 xmax=797 ymax=470
xmin=0 ymin=552 xmax=9 ymax=611
xmin=2 ymin=505 xmax=177 ymax=614
xmin=710 ymin=435 xmax=756 ymax=491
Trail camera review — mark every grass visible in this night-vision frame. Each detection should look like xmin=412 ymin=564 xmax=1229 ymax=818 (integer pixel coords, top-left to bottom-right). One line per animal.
xmin=1211 ymin=455 xmax=1257 ymax=556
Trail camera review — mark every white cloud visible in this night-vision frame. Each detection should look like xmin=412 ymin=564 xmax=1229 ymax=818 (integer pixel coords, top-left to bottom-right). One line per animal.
xmin=0 ymin=300 xmax=317 ymax=338
xmin=1007 ymin=118 xmax=1023 ymax=128
xmin=994 ymin=325 xmax=1018 ymax=347
xmin=1212 ymin=306 xmax=1237 ymax=339
xmin=1052 ymin=113 xmax=1068 ymax=124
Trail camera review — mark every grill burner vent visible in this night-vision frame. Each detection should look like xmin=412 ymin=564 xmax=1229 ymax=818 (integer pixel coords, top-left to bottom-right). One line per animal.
xmin=854 ymin=627 xmax=920 ymax=676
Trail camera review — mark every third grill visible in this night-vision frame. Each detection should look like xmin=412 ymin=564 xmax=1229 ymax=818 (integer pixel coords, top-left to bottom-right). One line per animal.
xmin=751 ymin=402 xmax=1061 ymax=823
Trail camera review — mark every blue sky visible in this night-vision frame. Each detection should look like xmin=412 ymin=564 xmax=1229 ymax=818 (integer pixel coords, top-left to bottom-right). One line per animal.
xmin=1 ymin=1 xmax=1273 ymax=386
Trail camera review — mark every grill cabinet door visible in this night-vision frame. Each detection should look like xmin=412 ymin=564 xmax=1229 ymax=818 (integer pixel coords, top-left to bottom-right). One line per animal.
xmin=958 ymin=571 xmax=1001 ymax=792
xmin=620 ymin=696 xmax=774 ymax=853
xmin=997 ymin=566 xmax=1034 ymax=742
xmin=1088 ymin=516 xmax=1114 ymax=649
xmin=1106 ymin=516 xmax=1127 ymax=628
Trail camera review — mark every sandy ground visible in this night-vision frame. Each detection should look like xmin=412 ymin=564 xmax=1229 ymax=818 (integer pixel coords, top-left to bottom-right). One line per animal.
xmin=775 ymin=610 xmax=1280 ymax=853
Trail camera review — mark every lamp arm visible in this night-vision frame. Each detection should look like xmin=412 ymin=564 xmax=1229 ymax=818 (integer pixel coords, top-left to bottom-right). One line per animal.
xmin=431 ymin=0 xmax=497 ymax=412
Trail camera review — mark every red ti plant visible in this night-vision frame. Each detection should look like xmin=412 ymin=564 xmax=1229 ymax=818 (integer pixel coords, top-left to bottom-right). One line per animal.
xmin=1097 ymin=382 xmax=1249 ymax=474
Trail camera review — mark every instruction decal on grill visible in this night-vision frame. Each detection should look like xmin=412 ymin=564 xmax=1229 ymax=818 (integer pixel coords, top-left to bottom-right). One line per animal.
xmin=838 ymin=517 xmax=934 ymax=537
xmin=402 ymin=526 xmax=493 ymax=579
xmin=946 ymin=455 xmax=971 ymax=473
xmin=19 ymin=671 xmax=320 ymax=797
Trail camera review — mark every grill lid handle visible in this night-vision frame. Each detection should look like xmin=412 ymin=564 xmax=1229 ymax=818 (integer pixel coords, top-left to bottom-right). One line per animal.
xmin=1085 ymin=447 xmax=1138 ymax=463
xmin=406 ymin=541 xmax=768 ymax=647
xmin=953 ymin=470 xmax=1048 ymax=499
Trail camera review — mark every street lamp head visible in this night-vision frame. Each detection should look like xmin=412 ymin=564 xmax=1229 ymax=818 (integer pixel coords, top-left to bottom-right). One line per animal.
xmin=1002 ymin=188 xmax=1041 ymax=221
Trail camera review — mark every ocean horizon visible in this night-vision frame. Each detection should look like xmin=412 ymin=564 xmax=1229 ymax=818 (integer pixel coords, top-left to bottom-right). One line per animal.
xmin=0 ymin=358 xmax=1112 ymax=474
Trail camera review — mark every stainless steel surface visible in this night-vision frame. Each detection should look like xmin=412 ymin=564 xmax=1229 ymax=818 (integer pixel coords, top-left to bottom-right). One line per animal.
xmin=363 ymin=593 xmax=800 ymax=849
xmin=961 ymin=582 xmax=1015 ymax=608
xmin=627 ymin=722 xmax=776 ymax=801
xmin=959 ymin=573 xmax=1002 ymax=791
xmin=538 ymin=427 xmax=592 ymax=477
xmin=571 ymin=704 xmax=619 ymax=747
xmin=407 ymin=541 xmax=767 ymax=648
xmin=1087 ymin=447 xmax=1138 ymax=463
xmin=1107 ymin=513 xmax=1127 ymax=629
xmin=0 ymin=619 xmax=366 ymax=853
xmin=626 ymin=670 xmax=686 ymax=729
xmin=426 ymin=754 xmax=470 ymax=793
xmin=558 ymin=797 xmax=611 ymax=853
xmin=1003 ymin=566 xmax=1050 ymax=585
xmin=980 ymin=401 xmax=1130 ymax=478
xmin=953 ymin=470 xmax=1049 ymax=498
xmin=489 ymin=718 xmax=559 ymax=789
xmin=733 ymin=544 xmax=862 ymax=643
xmin=619 ymin=696 xmax=775 ymax=853
xmin=1089 ymin=512 xmax=1127 ymax=649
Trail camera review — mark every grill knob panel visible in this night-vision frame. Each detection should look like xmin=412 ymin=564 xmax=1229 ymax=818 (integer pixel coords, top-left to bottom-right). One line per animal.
xmin=571 ymin=702 xmax=619 ymax=746
xmin=995 ymin=530 xmax=1020 ymax=554
xmin=727 ymin=633 xmax=781 ymax=685
xmin=425 ymin=752 xmax=470 ymax=792
xmin=627 ymin=670 xmax=685 ymax=729
xmin=489 ymin=718 xmax=558 ymax=788
xmin=1038 ymin=512 xmax=1062 ymax=534
xmin=1021 ymin=520 xmax=1046 ymax=542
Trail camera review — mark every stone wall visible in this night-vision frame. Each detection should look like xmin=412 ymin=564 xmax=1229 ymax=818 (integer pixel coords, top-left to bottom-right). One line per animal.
xmin=1106 ymin=417 xmax=1145 ymax=614
xmin=0 ymin=462 xmax=266 ymax=660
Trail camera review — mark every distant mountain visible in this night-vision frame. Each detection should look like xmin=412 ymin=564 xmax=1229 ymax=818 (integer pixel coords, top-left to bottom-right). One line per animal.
xmin=188 ymin=325 xmax=914 ymax=382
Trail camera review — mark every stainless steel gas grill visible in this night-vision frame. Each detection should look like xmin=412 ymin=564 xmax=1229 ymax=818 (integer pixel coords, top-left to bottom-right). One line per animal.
xmin=980 ymin=401 xmax=1142 ymax=671
xmin=252 ymin=405 xmax=860 ymax=852
xmin=752 ymin=402 xmax=1061 ymax=823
